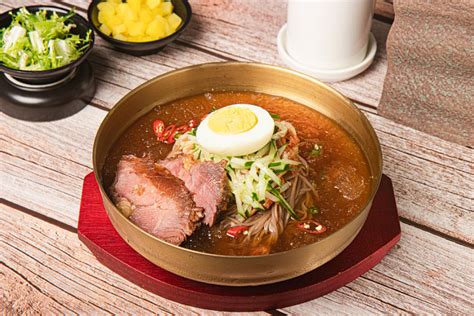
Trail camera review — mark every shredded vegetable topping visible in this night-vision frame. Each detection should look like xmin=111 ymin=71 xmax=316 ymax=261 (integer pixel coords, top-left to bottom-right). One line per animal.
xmin=0 ymin=7 xmax=91 ymax=70
xmin=171 ymin=120 xmax=302 ymax=221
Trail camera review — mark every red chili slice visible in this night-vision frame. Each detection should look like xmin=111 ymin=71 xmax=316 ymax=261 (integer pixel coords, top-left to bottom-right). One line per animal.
xmin=152 ymin=120 xmax=165 ymax=138
xmin=296 ymin=220 xmax=327 ymax=234
xmin=226 ymin=225 xmax=249 ymax=238
xmin=161 ymin=124 xmax=176 ymax=143
xmin=152 ymin=119 xmax=198 ymax=144
xmin=175 ymin=125 xmax=190 ymax=133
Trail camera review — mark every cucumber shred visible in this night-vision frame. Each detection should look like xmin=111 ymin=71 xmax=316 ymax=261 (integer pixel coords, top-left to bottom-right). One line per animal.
xmin=179 ymin=121 xmax=301 ymax=220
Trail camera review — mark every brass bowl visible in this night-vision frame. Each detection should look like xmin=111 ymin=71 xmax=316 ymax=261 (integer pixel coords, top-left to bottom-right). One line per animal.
xmin=93 ymin=62 xmax=382 ymax=286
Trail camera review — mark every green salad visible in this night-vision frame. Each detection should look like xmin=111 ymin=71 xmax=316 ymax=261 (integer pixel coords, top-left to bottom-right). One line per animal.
xmin=0 ymin=7 xmax=91 ymax=71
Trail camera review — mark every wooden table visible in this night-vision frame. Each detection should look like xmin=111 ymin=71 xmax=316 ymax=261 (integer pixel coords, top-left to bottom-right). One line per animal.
xmin=1 ymin=1 xmax=473 ymax=314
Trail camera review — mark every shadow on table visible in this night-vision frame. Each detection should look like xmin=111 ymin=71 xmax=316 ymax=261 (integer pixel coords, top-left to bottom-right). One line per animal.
xmin=0 ymin=61 xmax=96 ymax=122
xmin=0 ymin=97 xmax=91 ymax=122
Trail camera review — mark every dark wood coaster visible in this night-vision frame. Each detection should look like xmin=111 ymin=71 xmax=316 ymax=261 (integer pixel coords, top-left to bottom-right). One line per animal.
xmin=78 ymin=172 xmax=400 ymax=311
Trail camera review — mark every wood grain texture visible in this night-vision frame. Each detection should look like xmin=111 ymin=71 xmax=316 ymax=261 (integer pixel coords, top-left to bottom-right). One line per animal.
xmin=1 ymin=107 xmax=103 ymax=227
xmin=366 ymin=111 xmax=474 ymax=243
xmin=2 ymin=202 xmax=473 ymax=314
xmin=283 ymin=220 xmax=474 ymax=314
xmin=0 ymin=203 xmax=268 ymax=315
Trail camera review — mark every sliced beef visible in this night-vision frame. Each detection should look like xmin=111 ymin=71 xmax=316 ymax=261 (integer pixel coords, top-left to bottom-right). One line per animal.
xmin=111 ymin=155 xmax=203 ymax=245
xmin=160 ymin=157 xmax=229 ymax=226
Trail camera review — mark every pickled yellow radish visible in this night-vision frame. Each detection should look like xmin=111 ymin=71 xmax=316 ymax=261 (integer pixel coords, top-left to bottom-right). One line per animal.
xmin=104 ymin=14 xmax=121 ymax=28
xmin=128 ymin=0 xmax=141 ymax=14
xmin=146 ymin=0 xmax=162 ymax=10
xmin=117 ymin=3 xmax=137 ymax=21
xmin=138 ymin=9 xmax=153 ymax=24
xmin=97 ymin=2 xmax=115 ymax=15
xmin=128 ymin=21 xmax=146 ymax=37
xmin=156 ymin=15 xmax=171 ymax=35
xmin=97 ymin=0 xmax=181 ymax=42
xmin=112 ymin=24 xmax=126 ymax=36
xmin=156 ymin=2 xmax=173 ymax=16
xmin=113 ymin=33 xmax=127 ymax=41
xmin=167 ymin=13 xmax=182 ymax=30
xmin=146 ymin=20 xmax=165 ymax=38
xmin=99 ymin=24 xmax=112 ymax=36
xmin=98 ymin=11 xmax=112 ymax=24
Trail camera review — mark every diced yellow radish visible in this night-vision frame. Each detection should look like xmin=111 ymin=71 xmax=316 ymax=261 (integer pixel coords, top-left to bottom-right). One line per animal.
xmin=156 ymin=15 xmax=170 ymax=35
xmin=124 ymin=19 xmax=134 ymax=32
xmin=116 ymin=3 xmax=127 ymax=17
xmin=146 ymin=0 xmax=162 ymax=10
xmin=128 ymin=21 xmax=146 ymax=36
xmin=98 ymin=11 xmax=112 ymax=24
xmin=99 ymin=23 xmax=112 ymax=36
xmin=98 ymin=0 xmax=179 ymax=42
xmin=117 ymin=3 xmax=137 ymax=21
xmin=156 ymin=2 xmax=173 ymax=16
xmin=166 ymin=13 xmax=182 ymax=30
xmin=112 ymin=23 xmax=127 ymax=36
xmin=97 ymin=2 xmax=115 ymax=15
xmin=104 ymin=14 xmax=121 ymax=28
xmin=127 ymin=36 xmax=142 ymax=42
xmin=128 ymin=0 xmax=141 ymax=14
xmin=138 ymin=8 xmax=153 ymax=24
xmin=113 ymin=33 xmax=127 ymax=41
xmin=145 ymin=19 xmax=165 ymax=38
xmin=141 ymin=35 xmax=155 ymax=42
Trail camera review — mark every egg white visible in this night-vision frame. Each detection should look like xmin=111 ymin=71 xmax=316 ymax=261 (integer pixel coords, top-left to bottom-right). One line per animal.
xmin=196 ymin=104 xmax=275 ymax=157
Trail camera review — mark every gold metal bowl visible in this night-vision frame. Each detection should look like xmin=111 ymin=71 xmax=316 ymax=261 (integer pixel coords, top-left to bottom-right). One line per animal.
xmin=93 ymin=62 xmax=382 ymax=286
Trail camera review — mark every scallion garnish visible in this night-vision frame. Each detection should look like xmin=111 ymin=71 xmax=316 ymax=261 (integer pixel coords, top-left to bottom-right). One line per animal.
xmin=310 ymin=144 xmax=323 ymax=157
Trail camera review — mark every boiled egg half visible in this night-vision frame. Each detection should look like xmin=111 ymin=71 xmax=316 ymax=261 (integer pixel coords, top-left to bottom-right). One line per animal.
xmin=196 ymin=104 xmax=275 ymax=156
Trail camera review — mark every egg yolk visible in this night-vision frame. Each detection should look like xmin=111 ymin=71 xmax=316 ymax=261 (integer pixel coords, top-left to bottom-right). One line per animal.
xmin=208 ymin=107 xmax=258 ymax=134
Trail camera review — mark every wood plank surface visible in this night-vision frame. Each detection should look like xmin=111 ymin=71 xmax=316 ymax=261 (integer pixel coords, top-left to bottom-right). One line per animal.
xmin=0 ymin=203 xmax=269 ymax=315
xmin=2 ymin=203 xmax=473 ymax=314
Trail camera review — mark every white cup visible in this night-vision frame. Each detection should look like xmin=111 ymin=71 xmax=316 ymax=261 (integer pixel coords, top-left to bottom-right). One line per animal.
xmin=286 ymin=0 xmax=375 ymax=70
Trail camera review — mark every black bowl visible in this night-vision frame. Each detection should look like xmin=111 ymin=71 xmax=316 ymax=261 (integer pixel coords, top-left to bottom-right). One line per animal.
xmin=0 ymin=5 xmax=95 ymax=85
xmin=88 ymin=0 xmax=192 ymax=56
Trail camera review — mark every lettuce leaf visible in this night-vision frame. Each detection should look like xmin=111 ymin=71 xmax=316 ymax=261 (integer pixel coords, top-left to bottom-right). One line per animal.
xmin=0 ymin=7 xmax=91 ymax=70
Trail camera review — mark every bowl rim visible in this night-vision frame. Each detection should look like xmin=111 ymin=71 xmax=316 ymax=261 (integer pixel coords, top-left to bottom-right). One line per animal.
xmin=93 ymin=61 xmax=383 ymax=259
xmin=87 ymin=0 xmax=192 ymax=45
xmin=0 ymin=5 xmax=95 ymax=75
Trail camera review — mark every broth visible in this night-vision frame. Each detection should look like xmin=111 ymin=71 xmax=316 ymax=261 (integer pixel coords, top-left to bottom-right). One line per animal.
xmin=103 ymin=91 xmax=372 ymax=255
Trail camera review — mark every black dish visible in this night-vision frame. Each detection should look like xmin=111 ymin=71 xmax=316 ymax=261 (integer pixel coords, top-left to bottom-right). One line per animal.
xmin=88 ymin=0 xmax=192 ymax=56
xmin=0 ymin=5 xmax=95 ymax=85
xmin=1 ymin=61 xmax=96 ymax=120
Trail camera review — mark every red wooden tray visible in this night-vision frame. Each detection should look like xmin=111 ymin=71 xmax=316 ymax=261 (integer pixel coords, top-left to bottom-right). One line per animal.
xmin=78 ymin=172 xmax=400 ymax=311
